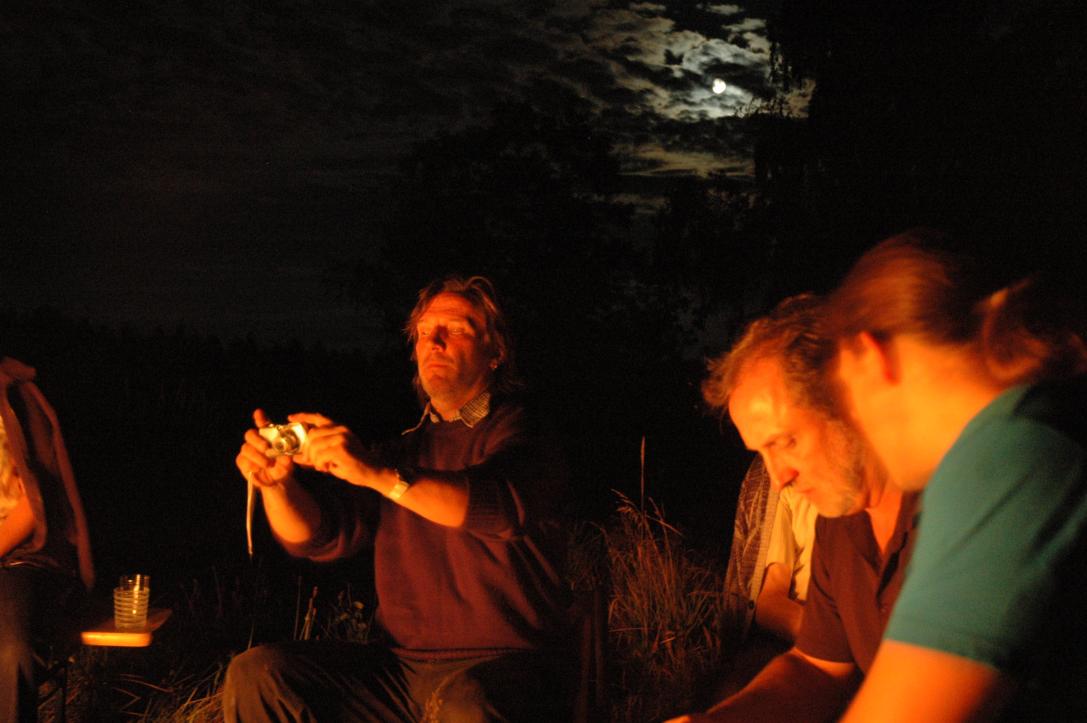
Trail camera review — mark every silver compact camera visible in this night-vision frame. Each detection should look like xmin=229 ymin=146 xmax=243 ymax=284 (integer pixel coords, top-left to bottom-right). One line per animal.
xmin=258 ymin=422 xmax=309 ymax=458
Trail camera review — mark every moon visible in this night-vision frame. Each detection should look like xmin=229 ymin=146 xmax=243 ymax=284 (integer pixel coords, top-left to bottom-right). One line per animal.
xmin=712 ymin=78 xmax=727 ymax=94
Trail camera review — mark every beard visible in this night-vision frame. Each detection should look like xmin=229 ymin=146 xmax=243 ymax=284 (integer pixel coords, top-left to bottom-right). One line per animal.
xmin=823 ymin=420 xmax=869 ymax=517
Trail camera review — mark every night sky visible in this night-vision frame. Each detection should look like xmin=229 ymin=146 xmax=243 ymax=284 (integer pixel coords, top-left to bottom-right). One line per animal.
xmin=2 ymin=1 xmax=791 ymax=349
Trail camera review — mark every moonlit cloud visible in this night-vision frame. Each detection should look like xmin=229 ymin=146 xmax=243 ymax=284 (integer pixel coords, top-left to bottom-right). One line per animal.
xmin=515 ymin=1 xmax=779 ymax=176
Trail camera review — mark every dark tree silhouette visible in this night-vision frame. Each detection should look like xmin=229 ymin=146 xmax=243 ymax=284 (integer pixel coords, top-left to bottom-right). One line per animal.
xmin=764 ymin=0 xmax=1087 ymax=279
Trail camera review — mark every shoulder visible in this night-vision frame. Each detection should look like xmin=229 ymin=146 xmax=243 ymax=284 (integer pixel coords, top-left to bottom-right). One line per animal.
xmin=487 ymin=394 xmax=529 ymax=422
xmin=934 ymin=380 xmax=1086 ymax=506
xmin=1014 ymin=376 xmax=1087 ymax=448
xmin=0 ymin=357 xmax=35 ymax=383
xmin=886 ymin=385 xmax=1087 ymax=668
xmin=477 ymin=395 xmax=538 ymax=439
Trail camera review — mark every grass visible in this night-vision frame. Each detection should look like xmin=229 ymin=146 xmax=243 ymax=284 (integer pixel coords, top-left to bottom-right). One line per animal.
xmin=598 ymin=494 xmax=728 ymax=722
xmin=44 ymin=496 xmax=727 ymax=723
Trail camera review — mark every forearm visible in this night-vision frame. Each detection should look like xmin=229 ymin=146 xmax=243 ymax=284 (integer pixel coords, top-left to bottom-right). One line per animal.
xmin=754 ymin=564 xmax=804 ymax=641
xmin=297 ymin=418 xmax=470 ymax=528
xmin=370 ymin=467 xmax=468 ymax=528
xmin=259 ymin=475 xmax=324 ymax=544
xmin=704 ymin=650 xmax=856 ymax=723
xmin=754 ymin=596 xmax=804 ymax=642
xmin=841 ymin=641 xmax=1009 ymax=723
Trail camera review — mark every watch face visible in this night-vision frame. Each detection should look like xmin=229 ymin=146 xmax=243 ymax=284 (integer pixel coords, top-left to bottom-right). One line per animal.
xmin=389 ymin=474 xmax=411 ymax=501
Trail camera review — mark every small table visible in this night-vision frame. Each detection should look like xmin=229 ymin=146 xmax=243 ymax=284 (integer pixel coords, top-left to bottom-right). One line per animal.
xmin=80 ymin=608 xmax=172 ymax=648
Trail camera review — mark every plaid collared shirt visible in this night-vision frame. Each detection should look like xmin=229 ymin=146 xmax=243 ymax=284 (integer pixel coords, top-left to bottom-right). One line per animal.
xmin=403 ymin=390 xmax=493 ymax=434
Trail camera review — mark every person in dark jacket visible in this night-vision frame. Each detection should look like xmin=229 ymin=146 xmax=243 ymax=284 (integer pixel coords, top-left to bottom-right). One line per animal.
xmin=0 ymin=357 xmax=95 ymax=722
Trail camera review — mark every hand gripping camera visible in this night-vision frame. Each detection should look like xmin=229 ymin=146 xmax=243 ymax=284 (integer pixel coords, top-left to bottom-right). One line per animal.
xmin=258 ymin=422 xmax=309 ymax=458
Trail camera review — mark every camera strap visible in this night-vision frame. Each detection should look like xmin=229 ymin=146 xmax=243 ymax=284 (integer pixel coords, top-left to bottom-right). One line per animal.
xmin=245 ymin=472 xmax=256 ymax=558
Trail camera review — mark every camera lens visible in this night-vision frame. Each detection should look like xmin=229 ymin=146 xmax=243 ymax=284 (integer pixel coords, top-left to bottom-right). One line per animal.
xmin=277 ymin=432 xmax=300 ymax=454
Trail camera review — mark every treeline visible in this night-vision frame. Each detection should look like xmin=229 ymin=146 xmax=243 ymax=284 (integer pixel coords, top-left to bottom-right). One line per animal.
xmin=760 ymin=0 xmax=1087 ymax=273
xmin=0 ymin=305 xmax=745 ymax=590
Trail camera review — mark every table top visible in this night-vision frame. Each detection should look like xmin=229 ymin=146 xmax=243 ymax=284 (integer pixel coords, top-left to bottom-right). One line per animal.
xmin=80 ymin=607 xmax=173 ymax=647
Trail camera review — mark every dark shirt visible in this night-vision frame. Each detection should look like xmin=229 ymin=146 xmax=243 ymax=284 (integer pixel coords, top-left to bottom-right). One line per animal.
xmin=795 ymin=492 xmax=919 ymax=673
xmin=286 ymin=395 xmax=571 ymax=657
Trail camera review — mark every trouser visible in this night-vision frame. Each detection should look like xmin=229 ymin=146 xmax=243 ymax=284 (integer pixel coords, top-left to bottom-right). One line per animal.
xmin=221 ymin=640 xmax=573 ymax=722
xmin=0 ymin=565 xmax=78 ymax=723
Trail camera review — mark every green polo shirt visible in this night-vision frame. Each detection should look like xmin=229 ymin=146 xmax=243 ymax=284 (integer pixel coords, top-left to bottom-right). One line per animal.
xmin=886 ymin=376 xmax=1087 ymax=718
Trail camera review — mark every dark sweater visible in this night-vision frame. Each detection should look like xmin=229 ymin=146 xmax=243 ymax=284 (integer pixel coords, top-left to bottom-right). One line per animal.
xmin=286 ymin=397 xmax=571 ymax=657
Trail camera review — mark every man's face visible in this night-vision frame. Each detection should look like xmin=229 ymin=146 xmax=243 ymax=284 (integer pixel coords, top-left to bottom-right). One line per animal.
xmin=729 ymin=356 xmax=869 ymax=517
xmin=414 ymin=292 xmax=496 ymax=407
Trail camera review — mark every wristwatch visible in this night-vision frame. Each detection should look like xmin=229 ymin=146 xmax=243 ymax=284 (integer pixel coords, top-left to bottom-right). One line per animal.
xmin=388 ymin=465 xmax=416 ymax=500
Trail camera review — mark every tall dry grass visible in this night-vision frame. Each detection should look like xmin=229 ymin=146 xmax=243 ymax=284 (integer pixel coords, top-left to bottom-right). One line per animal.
xmin=600 ymin=493 xmax=727 ymax=722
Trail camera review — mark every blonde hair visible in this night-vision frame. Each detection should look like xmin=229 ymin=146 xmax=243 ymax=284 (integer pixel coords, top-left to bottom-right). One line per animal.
xmin=703 ymin=294 xmax=838 ymax=417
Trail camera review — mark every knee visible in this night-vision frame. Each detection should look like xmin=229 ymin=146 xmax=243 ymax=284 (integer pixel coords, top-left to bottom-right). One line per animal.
xmin=224 ymin=645 xmax=290 ymax=693
xmin=434 ymin=654 xmax=570 ymax=722
xmin=430 ymin=672 xmax=488 ymax=723
xmin=222 ymin=644 xmax=295 ymax=722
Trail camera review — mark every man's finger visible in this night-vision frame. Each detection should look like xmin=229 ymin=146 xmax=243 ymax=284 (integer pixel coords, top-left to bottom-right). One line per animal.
xmin=289 ymin=411 xmax=334 ymax=426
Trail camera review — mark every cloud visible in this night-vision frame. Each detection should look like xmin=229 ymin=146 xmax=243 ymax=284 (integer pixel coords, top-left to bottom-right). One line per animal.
xmin=562 ymin=2 xmax=776 ymax=126
xmin=704 ymin=4 xmax=745 ymax=16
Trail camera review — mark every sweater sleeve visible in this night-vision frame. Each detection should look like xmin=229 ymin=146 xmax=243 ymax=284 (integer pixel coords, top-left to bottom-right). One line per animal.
xmin=461 ymin=429 xmax=567 ymax=538
xmin=278 ymin=475 xmax=378 ymax=562
xmin=423 ymin=401 xmax=567 ymax=539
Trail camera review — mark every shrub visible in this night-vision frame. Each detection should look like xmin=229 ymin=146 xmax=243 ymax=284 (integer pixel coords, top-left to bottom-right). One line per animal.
xmin=601 ymin=493 xmax=727 ymax=722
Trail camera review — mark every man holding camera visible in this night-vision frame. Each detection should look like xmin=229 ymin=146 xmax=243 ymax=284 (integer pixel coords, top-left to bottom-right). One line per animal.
xmin=224 ymin=276 xmax=571 ymax=722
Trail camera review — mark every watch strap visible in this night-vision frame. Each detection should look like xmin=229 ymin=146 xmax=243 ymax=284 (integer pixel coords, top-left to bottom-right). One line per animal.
xmin=388 ymin=466 xmax=415 ymax=500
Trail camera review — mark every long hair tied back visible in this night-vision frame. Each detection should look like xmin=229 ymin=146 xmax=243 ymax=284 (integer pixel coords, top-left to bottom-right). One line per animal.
xmin=978 ymin=277 xmax=1087 ymax=384
xmin=827 ymin=228 xmax=1087 ymax=386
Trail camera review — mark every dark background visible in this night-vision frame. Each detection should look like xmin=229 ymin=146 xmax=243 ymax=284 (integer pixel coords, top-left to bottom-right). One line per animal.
xmin=2 ymin=0 xmax=1085 ymax=595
